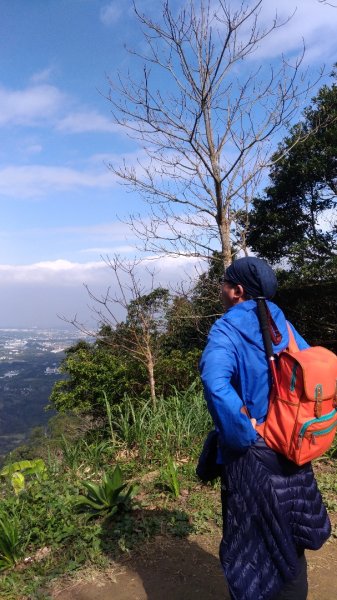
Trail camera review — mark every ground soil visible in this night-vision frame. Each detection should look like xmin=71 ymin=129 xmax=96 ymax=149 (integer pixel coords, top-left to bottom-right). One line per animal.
xmin=51 ymin=531 xmax=337 ymax=600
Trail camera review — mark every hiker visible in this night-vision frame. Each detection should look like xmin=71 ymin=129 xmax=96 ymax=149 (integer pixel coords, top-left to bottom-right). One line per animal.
xmin=199 ymin=257 xmax=331 ymax=600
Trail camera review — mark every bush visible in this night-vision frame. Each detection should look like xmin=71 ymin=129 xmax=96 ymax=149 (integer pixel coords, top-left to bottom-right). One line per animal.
xmin=48 ymin=342 xmax=134 ymax=419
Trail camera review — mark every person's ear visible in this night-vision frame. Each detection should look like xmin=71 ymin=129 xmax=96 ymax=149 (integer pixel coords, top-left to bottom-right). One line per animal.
xmin=234 ymin=284 xmax=245 ymax=299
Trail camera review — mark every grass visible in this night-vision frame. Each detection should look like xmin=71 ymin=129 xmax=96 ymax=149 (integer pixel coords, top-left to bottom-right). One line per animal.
xmin=0 ymin=389 xmax=214 ymax=598
xmin=0 ymin=388 xmax=336 ymax=599
xmin=160 ymin=457 xmax=181 ymax=497
xmin=0 ymin=460 xmax=218 ymax=598
xmin=314 ymin=459 xmax=337 ymax=514
xmin=110 ymin=386 xmax=212 ymax=463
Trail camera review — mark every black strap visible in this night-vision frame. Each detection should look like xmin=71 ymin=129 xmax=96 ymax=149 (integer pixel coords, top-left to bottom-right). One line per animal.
xmin=255 ymin=297 xmax=281 ymax=397
xmin=256 ymin=297 xmax=274 ymax=359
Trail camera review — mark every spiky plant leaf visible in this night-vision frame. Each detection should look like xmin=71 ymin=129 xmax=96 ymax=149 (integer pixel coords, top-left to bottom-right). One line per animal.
xmin=109 ymin=465 xmax=123 ymax=489
xmin=75 ymin=496 xmax=106 ymax=511
xmin=82 ymin=481 xmax=107 ymax=504
xmin=77 ymin=466 xmax=137 ymax=518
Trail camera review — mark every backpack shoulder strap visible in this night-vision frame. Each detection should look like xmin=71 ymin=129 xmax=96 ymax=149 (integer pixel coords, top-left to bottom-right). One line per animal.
xmin=286 ymin=322 xmax=299 ymax=354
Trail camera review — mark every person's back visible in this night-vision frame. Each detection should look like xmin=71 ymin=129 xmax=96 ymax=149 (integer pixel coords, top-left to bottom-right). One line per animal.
xmin=200 ymin=298 xmax=309 ymax=452
xmin=199 ymin=257 xmax=331 ymax=600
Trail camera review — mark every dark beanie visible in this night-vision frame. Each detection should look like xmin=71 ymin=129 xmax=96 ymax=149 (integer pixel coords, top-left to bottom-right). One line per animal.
xmin=224 ymin=257 xmax=277 ymax=299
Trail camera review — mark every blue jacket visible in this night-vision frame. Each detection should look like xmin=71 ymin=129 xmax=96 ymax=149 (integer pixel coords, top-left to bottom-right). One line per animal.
xmin=199 ymin=300 xmax=309 ymax=453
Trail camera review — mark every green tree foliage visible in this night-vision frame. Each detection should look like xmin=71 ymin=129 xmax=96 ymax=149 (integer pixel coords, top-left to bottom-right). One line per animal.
xmin=97 ymin=286 xmax=171 ymax=406
xmin=189 ymin=253 xmax=224 ymax=342
xmin=164 ymin=253 xmax=224 ymax=352
xmin=48 ymin=254 xmax=230 ymax=420
xmin=164 ymin=295 xmax=199 ymax=352
xmin=155 ymin=349 xmax=202 ymax=396
xmin=275 ymin=282 xmax=337 ymax=352
xmin=49 ymin=340 xmax=141 ymax=419
xmin=248 ymin=70 xmax=337 ymax=280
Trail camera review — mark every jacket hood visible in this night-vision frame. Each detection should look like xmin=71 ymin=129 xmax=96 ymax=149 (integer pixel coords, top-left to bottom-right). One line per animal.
xmin=221 ymin=300 xmax=289 ymax=353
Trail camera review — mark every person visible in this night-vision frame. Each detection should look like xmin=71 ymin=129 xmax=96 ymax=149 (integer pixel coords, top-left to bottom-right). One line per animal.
xmin=199 ymin=257 xmax=331 ymax=600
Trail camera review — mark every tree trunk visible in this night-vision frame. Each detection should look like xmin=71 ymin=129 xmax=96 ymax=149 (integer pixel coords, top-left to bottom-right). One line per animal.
xmin=147 ymin=353 xmax=156 ymax=409
xmin=219 ymin=211 xmax=232 ymax=269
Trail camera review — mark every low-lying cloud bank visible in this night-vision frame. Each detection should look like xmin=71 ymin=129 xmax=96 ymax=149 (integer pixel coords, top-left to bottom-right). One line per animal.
xmin=0 ymin=256 xmax=203 ymax=328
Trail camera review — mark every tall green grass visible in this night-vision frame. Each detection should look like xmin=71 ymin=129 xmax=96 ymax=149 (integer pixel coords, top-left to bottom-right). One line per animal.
xmin=0 ymin=513 xmax=22 ymax=570
xmin=110 ymin=385 xmax=211 ymax=462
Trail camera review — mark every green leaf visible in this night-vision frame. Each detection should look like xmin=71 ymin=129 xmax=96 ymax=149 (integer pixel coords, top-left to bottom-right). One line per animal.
xmin=109 ymin=465 xmax=123 ymax=489
xmin=82 ymin=481 xmax=106 ymax=504
xmin=75 ymin=496 xmax=105 ymax=511
xmin=11 ymin=472 xmax=25 ymax=495
xmin=1 ymin=460 xmax=31 ymax=476
xmin=107 ymin=505 xmax=118 ymax=517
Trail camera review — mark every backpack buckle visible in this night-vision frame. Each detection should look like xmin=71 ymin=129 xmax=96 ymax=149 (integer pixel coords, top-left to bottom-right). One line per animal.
xmin=314 ymin=384 xmax=323 ymax=418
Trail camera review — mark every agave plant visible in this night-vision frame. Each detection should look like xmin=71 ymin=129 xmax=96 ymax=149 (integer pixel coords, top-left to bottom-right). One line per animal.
xmin=75 ymin=465 xmax=138 ymax=517
xmin=0 ymin=514 xmax=21 ymax=570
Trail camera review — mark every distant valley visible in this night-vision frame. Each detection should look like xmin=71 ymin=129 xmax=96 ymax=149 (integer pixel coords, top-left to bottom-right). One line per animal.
xmin=0 ymin=328 xmax=83 ymax=458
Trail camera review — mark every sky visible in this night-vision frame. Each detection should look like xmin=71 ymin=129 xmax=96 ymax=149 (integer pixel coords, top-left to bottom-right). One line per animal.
xmin=0 ymin=0 xmax=337 ymax=328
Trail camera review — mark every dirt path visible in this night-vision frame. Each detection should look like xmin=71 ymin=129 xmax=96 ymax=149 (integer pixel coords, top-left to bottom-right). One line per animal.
xmin=51 ymin=533 xmax=337 ymax=600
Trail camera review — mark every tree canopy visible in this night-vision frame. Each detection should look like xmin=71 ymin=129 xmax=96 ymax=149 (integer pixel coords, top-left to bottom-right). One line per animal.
xmin=248 ymin=69 xmax=337 ymax=280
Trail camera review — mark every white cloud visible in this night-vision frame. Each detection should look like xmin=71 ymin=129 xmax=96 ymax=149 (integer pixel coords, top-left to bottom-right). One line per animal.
xmin=100 ymin=3 xmax=122 ymax=26
xmin=25 ymin=144 xmax=43 ymax=156
xmin=0 ymin=82 xmax=124 ymax=135
xmin=0 ymin=164 xmax=116 ymax=198
xmin=143 ymin=254 xmax=202 ymax=281
xmin=226 ymin=0 xmax=337 ymax=63
xmin=317 ymin=207 xmax=337 ymax=232
xmin=0 ymin=84 xmax=66 ymax=127
xmin=79 ymin=245 xmax=136 ymax=254
xmin=30 ymin=67 xmax=55 ymax=85
xmin=0 ymin=255 xmax=201 ymax=286
xmin=56 ymin=110 xmax=120 ymax=134
xmin=0 ymin=260 xmax=106 ymax=285
xmin=0 ymin=254 xmax=204 ymax=327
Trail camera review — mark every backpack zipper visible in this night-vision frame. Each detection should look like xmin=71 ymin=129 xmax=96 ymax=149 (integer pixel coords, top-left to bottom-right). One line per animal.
xmin=299 ymin=408 xmax=337 ymax=437
xmin=298 ymin=409 xmax=337 ymax=446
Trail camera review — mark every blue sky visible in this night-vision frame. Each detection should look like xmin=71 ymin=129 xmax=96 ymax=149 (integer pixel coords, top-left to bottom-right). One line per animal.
xmin=0 ymin=0 xmax=337 ymax=327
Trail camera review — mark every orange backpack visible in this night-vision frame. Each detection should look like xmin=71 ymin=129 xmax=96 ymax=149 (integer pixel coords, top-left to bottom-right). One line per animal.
xmin=255 ymin=300 xmax=337 ymax=465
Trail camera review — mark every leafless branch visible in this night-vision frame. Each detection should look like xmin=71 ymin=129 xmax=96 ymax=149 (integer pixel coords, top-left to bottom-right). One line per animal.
xmin=104 ymin=0 xmax=322 ymax=268
xmin=60 ymin=256 xmax=172 ymax=406
xmin=318 ymin=0 xmax=337 ymax=7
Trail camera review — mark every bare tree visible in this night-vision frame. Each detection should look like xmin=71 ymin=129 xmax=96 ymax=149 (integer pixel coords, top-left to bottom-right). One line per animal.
xmin=318 ymin=1 xmax=337 ymax=7
xmin=66 ymin=256 xmax=170 ymax=407
xmin=106 ymin=0 xmax=318 ymax=268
